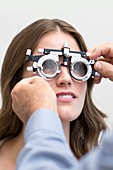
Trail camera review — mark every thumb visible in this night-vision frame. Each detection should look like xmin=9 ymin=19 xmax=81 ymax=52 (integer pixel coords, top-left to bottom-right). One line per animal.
xmin=94 ymin=61 xmax=113 ymax=81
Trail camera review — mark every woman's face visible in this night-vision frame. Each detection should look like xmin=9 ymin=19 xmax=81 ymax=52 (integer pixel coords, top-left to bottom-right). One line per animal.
xmin=23 ymin=31 xmax=87 ymax=123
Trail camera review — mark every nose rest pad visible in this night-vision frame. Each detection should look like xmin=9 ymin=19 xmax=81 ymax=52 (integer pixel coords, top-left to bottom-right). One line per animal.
xmin=60 ymin=63 xmax=70 ymax=70
xmin=60 ymin=63 xmax=68 ymax=67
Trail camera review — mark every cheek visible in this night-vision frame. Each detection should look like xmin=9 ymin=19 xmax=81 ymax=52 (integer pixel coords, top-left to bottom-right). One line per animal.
xmin=78 ymin=82 xmax=87 ymax=105
xmin=45 ymin=79 xmax=56 ymax=88
xmin=22 ymin=62 xmax=35 ymax=78
xmin=22 ymin=71 xmax=35 ymax=79
xmin=80 ymin=82 xmax=87 ymax=96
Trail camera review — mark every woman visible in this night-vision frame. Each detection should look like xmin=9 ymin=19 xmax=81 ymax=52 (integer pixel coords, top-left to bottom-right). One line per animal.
xmin=0 ymin=18 xmax=107 ymax=169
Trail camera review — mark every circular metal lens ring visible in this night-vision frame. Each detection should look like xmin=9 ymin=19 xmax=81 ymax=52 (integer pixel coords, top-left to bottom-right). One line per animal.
xmin=70 ymin=58 xmax=92 ymax=82
xmin=37 ymin=54 xmax=60 ymax=79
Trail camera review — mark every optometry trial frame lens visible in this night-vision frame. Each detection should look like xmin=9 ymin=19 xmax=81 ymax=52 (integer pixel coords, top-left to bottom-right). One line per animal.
xmin=70 ymin=57 xmax=92 ymax=82
xmin=36 ymin=54 xmax=61 ymax=78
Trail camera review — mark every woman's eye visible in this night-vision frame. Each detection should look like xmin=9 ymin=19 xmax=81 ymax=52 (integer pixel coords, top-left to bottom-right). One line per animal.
xmin=73 ymin=62 xmax=87 ymax=77
xmin=42 ymin=60 xmax=58 ymax=75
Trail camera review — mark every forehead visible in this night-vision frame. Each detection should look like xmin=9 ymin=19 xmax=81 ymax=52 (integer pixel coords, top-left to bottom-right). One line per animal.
xmin=34 ymin=31 xmax=80 ymax=54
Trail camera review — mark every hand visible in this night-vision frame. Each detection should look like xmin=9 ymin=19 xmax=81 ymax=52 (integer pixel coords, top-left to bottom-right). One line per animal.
xmin=11 ymin=76 xmax=57 ymax=123
xmin=88 ymin=42 xmax=113 ymax=84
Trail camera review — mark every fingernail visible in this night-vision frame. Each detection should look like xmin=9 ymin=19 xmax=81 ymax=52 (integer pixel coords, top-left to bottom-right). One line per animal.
xmin=95 ymin=62 xmax=102 ymax=70
xmin=86 ymin=52 xmax=91 ymax=56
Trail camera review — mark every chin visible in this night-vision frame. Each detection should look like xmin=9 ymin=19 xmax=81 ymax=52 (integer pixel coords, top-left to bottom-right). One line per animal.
xmin=58 ymin=107 xmax=81 ymax=123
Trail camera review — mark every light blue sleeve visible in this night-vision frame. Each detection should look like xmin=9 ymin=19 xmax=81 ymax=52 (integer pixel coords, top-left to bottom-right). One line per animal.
xmin=16 ymin=109 xmax=79 ymax=170
xmin=16 ymin=108 xmax=113 ymax=170
xmin=79 ymin=131 xmax=113 ymax=170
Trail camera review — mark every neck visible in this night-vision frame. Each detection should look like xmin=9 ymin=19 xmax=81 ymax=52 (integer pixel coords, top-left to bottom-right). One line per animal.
xmin=62 ymin=122 xmax=70 ymax=145
xmin=0 ymin=127 xmax=25 ymax=163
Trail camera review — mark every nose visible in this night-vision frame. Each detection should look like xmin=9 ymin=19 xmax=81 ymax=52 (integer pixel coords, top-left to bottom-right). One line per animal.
xmin=56 ymin=66 xmax=73 ymax=87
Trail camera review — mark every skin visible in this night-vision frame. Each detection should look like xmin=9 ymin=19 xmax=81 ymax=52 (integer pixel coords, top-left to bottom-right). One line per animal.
xmin=88 ymin=42 xmax=113 ymax=83
xmin=23 ymin=31 xmax=87 ymax=140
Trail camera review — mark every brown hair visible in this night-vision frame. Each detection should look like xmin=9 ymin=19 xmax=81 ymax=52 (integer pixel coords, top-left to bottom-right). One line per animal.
xmin=0 ymin=18 xmax=107 ymax=158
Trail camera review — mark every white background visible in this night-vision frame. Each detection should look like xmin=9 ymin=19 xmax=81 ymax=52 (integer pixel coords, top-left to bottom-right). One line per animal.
xmin=0 ymin=0 xmax=113 ymax=128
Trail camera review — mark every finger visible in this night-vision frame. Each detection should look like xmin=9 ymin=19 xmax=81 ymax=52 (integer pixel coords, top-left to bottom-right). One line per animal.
xmin=22 ymin=76 xmax=39 ymax=84
xmin=94 ymin=61 xmax=113 ymax=81
xmin=88 ymin=42 xmax=113 ymax=60
xmin=93 ymin=74 xmax=102 ymax=84
xmin=94 ymin=78 xmax=102 ymax=84
xmin=11 ymin=78 xmax=32 ymax=98
xmin=29 ymin=76 xmax=44 ymax=84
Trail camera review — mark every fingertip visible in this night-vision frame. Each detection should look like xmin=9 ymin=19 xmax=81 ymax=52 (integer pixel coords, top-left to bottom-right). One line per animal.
xmin=94 ymin=78 xmax=102 ymax=84
xmin=94 ymin=61 xmax=102 ymax=71
xmin=94 ymin=74 xmax=102 ymax=84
